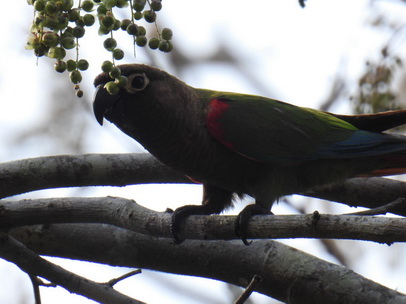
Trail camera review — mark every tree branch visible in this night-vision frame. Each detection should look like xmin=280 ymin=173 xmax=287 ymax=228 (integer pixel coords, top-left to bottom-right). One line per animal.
xmin=2 ymin=154 xmax=406 ymax=217
xmin=0 ymin=232 xmax=144 ymax=304
xmin=9 ymin=224 xmax=406 ymax=304
xmin=305 ymin=177 xmax=406 ymax=216
xmin=0 ymin=153 xmax=188 ymax=199
xmin=1 ymin=197 xmax=406 ymax=243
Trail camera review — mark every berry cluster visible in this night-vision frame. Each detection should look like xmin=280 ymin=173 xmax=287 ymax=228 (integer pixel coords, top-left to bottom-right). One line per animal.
xmin=26 ymin=0 xmax=173 ymax=97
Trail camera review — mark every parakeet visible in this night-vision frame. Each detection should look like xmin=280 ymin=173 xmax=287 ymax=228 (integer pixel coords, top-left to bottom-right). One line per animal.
xmin=93 ymin=64 xmax=406 ymax=244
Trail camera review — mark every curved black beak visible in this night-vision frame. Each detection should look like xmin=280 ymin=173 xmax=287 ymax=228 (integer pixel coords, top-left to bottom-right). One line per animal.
xmin=93 ymin=84 xmax=121 ymax=126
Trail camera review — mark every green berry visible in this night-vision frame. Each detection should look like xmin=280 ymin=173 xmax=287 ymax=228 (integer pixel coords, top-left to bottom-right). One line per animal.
xmin=72 ymin=26 xmax=85 ymax=38
xmin=61 ymin=36 xmax=75 ymax=49
xmin=113 ymin=19 xmax=121 ymax=31
xmin=77 ymin=59 xmax=89 ymax=71
xmin=56 ymin=14 xmax=69 ymax=30
xmin=133 ymin=11 xmax=142 ymax=20
xmin=45 ymin=1 xmax=58 ymax=14
xmin=75 ymin=16 xmax=85 ymax=27
xmin=81 ymin=0 xmax=94 ymax=12
xmin=68 ymin=9 xmax=80 ymax=22
xmin=42 ymin=32 xmax=60 ymax=47
xmin=109 ymin=66 xmax=121 ymax=79
xmin=34 ymin=15 xmax=44 ymax=26
xmin=47 ymin=47 xmax=66 ymax=59
xmin=161 ymin=28 xmax=173 ymax=40
xmin=42 ymin=16 xmax=59 ymax=29
xmin=148 ymin=37 xmax=159 ymax=50
xmin=26 ymin=34 xmax=40 ymax=50
xmin=101 ymin=60 xmax=113 ymax=73
xmin=83 ymin=14 xmax=95 ymax=26
xmin=100 ymin=15 xmax=115 ymax=28
xmin=62 ymin=0 xmax=74 ymax=10
xmin=115 ymin=75 xmax=128 ymax=87
xmin=105 ymin=0 xmax=118 ymax=9
xmin=132 ymin=0 xmax=146 ymax=11
xmin=34 ymin=44 xmax=48 ymax=57
xmin=54 ymin=60 xmax=67 ymax=73
xmin=98 ymin=26 xmax=111 ymax=35
xmin=97 ymin=4 xmax=107 ymax=15
xmin=34 ymin=0 xmax=45 ymax=11
xmin=116 ymin=0 xmax=128 ymax=8
xmin=150 ymin=0 xmax=162 ymax=11
xmin=136 ymin=36 xmax=147 ymax=47
xmin=62 ymin=27 xmax=74 ymax=37
xmin=104 ymin=81 xmax=120 ymax=95
xmin=126 ymin=23 xmax=138 ymax=35
xmin=159 ymin=40 xmax=173 ymax=53
xmin=69 ymin=70 xmax=82 ymax=84
xmin=103 ymin=37 xmax=117 ymax=51
xmin=66 ymin=59 xmax=77 ymax=71
xmin=76 ymin=89 xmax=84 ymax=98
xmin=113 ymin=48 xmax=124 ymax=60
xmin=137 ymin=26 xmax=146 ymax=36
xmin=120 ymin=19 xmax=131 ymax=31
xmin=143 ymin=10 xmax=156 ymax=23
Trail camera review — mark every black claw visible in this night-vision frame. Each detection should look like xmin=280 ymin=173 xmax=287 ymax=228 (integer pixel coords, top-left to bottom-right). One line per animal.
xmin=171 ymin=229 xmax=184 ymax=245
xmin=170 ymin=204 xmax=215 ymax=244
xmin=170 ymin=206 xmax=190 ymax=244
xmin=235 ymin=204 xmax=273 ymax=245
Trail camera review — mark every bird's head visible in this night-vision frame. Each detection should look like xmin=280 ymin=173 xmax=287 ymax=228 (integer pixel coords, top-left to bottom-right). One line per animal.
xmin=93 ymin=64 xmax=186 ymax=127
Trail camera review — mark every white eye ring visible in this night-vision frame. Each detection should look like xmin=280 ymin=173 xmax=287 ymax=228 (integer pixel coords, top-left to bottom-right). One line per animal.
xmin=125 ymin=73 xmax=150 ymax=94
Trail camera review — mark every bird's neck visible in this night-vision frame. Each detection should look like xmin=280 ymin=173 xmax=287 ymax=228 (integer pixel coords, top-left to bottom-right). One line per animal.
xmin=119 ymin=89 xmax=212 ymax=171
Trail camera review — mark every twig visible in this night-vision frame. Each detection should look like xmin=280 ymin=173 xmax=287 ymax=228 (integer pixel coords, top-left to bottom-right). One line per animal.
xmin=106 ymin=269 xmax=142 ymax=287
xmin=304 ymin=177 xmax=406 ymax=216
xmin=234 ymin=274 xmax=262 ymax=304
xmin=0 ymin=233 xmax=145 ymax=304
xmin=346 ymin=198 xmax=406 ymax=216
xmin=28 ymin=276 xmax=57 ymax=304
xmin=28 ymin=274 xmax=42 ymax=304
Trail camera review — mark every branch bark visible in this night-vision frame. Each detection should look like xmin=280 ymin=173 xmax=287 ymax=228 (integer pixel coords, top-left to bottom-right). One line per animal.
xmin=2 ymin=153 xmax=406 ymax=217
xmin=0 ymin=232 xmax=144 ymax=304
xmin=306 ymin=177 xmax=406 ymax=216
xmin=2 ymin=153 xmax=406 ymax=303
xmin=1 ymin=197 xmax=406 ymax=243
xmin=0 ymin=153 xmax=188 ymax=199
xmin=8 ymin=224 xmax=406 ymax=304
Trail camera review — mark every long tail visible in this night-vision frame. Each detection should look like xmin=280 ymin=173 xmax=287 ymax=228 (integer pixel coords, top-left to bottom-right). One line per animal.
xmin=359 ymin=152 xmax=406 ymax=177
xmin=331 ymin=110 xmax=406 ymax=177
xmin=331 ymin=110 xmax=406 ymax=132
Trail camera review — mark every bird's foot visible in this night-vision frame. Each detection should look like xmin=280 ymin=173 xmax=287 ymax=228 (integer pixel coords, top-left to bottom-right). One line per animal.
xmin=170 ymin=204 xmax=214 ymax=244
xmin=235 ymin=204 xmax=273 ymax=245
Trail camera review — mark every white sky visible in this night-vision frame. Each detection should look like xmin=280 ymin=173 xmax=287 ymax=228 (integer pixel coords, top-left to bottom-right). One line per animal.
xmin=1 ymin=0 xmax=406 ymax=303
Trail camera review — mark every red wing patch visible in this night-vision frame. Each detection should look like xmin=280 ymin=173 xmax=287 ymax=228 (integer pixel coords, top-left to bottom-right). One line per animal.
xmin=207 ymin=99 xmax=234 ymax=149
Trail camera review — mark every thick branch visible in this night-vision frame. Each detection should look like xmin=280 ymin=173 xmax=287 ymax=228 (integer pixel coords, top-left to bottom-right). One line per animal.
xmin=2 ymin=154 xmax=406 ymax=216
xmin=0 ymin=232 xmax=144 ymax=304
xmin=1 ymin=197 xmax=406 ymax=243
xmin=0 ymin=153 xmax=188 ymax=199
xmin=9 ymin=224 xmax=406 ymax=304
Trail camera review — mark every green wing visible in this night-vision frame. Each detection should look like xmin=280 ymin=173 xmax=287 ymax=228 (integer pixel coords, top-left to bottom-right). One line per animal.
xmin=200 ymin=89 xmax=393 ymax=165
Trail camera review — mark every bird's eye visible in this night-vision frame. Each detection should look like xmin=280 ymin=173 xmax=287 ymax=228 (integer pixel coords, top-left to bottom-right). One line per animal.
xmin=132 ymin=76 xmax=144 ymax=89
xmin=126 ymin=73 xmax=150 ymax=93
